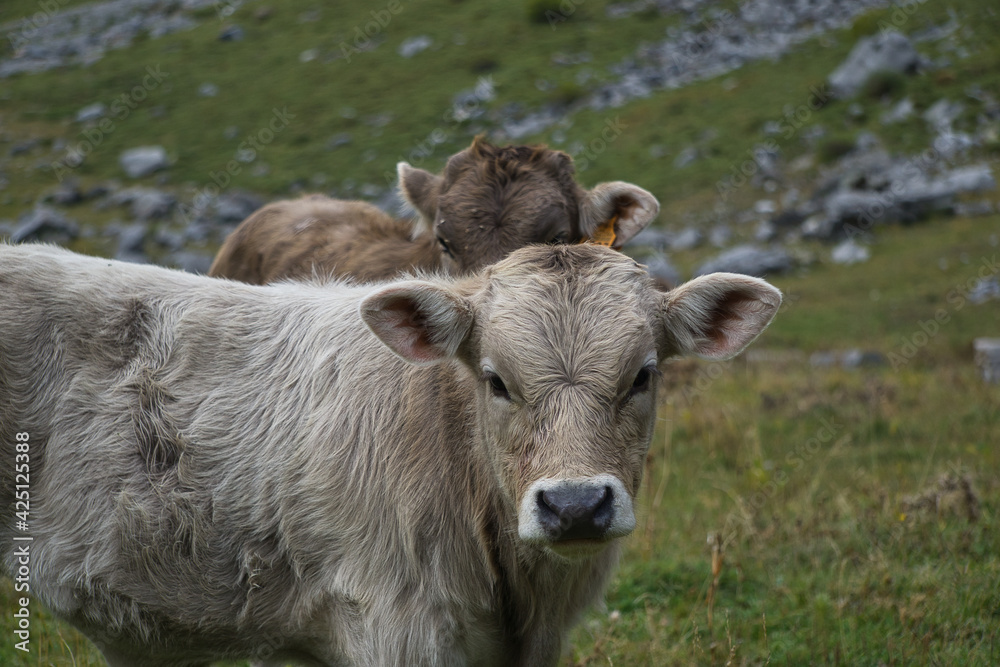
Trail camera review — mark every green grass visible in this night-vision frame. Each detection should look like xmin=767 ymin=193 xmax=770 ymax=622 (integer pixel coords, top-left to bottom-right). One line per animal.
xmin=1 ymin=0 xmax=999 ymax=664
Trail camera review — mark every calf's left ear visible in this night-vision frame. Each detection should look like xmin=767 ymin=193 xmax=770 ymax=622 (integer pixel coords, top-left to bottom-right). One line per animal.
xmin=580 ymin=182 xmax=659 ymax=248
xmin=658 ymin=273 xmax=782 ymax=361
xmin=360 ymin=281 xmax=473 ymax=365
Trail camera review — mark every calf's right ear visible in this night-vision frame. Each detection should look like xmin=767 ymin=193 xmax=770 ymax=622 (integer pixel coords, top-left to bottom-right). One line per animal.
xmin=658 ymin=273 xmax=782 ymax=361
xmin=360 ymin=281 xmax=473 ymax=365
xmin=398 ymin=163 xmax=444 ymax=232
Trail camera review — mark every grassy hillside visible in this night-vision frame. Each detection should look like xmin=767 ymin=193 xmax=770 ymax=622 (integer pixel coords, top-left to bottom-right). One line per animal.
xmin=0 ymin=0 xmax=998 ymax=664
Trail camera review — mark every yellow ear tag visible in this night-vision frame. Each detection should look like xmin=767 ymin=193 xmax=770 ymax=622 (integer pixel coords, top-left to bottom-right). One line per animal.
xmin=588 ymin=215 xmax=618 ymax=247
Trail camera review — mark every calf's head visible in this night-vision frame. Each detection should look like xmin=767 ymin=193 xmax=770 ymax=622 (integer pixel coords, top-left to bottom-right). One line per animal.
xmin=397 ymin=137 xmax=659 ymax=273
xmin=361 ymin=245 xmax=781 ymax=557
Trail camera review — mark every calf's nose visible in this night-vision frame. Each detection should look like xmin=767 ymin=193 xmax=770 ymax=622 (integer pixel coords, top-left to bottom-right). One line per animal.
xmin=536 ymin=484 xmax=614 ymax=541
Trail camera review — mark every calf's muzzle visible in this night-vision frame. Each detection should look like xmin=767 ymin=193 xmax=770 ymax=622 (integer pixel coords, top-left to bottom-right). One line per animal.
xmin=519 ymin=474 xmax=635 ymax=547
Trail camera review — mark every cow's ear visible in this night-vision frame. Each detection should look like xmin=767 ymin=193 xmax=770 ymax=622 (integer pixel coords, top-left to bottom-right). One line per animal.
xmin=361 ymin=281 xmax=473 ymax=365
xmin=580 ymin=182 xmax=659 ymax=248
xmin=658 ymin=273 xmax=781 ymax=361
xmin=398 ymin=162 xmax=443 ymax=230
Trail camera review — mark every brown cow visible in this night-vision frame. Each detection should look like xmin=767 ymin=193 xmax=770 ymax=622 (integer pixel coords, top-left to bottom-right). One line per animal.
xmin=208 ymin=137 xmax=659 ymax=283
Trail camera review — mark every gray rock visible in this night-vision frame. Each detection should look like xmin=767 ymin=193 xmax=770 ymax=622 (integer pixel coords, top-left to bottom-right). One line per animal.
xmin=373 ymin=188 xmax=405 ymax=216
xmin=709 ymin=225 xmax=731 ymax=248
xmin=974 ymin=338 xmax=1000 ymax=384
xmin=626 ymin=228 xmax=672 ymax=251
xmin=831 ymin=239 xmax=870 ymax=265
xmin=219 ymin=25 xmax=245 ymax=41
xmin=120 ymin=146 xmax=169 ymax=179
xmin=398 ymin=36 xmax=432 ymax=58
xmin=75 ymin=102 xmax=106 ymax=123
xmin=754 ymin=220 xmax=777 ymax=242
xmin=326 ymin=133 xmax=353 ymax=150
xmin=642 ymin=254 xmax=681 ymax=290
xmin=828 ymin=31 xmax=920 ymax=98
xmin=153 ymin=229 xmax=186 ymax=251
xmin=968 ymin=277 xmax=1000 ymax=305
xmin=935 ymin=164 xmax=995 ymax=194
xmin=11 ymin=206 xmax=79 ymax=243
xmin=841 ymin=349 xmax=886 ymax=368
xmin=131 ymin=189 xmax=175 ymax=220
xmin=923 ymin=98 xmax=964 ymax=132
xmin=45 ymin=183 xmax=84 ymax=206
xmin=954 ymin=200 xmax=995 ymax=218
xmin=670 ymin=227 xmax=703 ymax=251
xmin=214 ymin=191 xmax=264 ymax=223
xmin=695 ymin=244 xmax=793 ymax=278
xmin=881 ymin=97 xmax=913 ymax=125
xmin=168 ymin=251 xmax=214 ymax=275
xmin=198 ymin=82 xmax=219 ymax=97
xmin=116 ymin=223 xmax=147 ymax=256
xmin=809 ymin=351 xmax=839 ymax=368
xmin=673 ymin=146 xmax=699 ymax=169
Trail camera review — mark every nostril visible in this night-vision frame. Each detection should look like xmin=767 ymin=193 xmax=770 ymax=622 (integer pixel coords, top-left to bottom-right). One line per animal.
xmin=592 ymin=486 xmax=614 ymax=531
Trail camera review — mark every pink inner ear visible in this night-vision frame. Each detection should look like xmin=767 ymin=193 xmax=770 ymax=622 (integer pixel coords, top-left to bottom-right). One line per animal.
xmin=700 ymin=292 xmax=773 ymax=358
xmin=373 ymin=298 xmax=439 ymax=363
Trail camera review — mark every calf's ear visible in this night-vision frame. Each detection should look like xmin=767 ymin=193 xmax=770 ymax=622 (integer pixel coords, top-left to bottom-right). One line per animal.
xmin=398 ymin=162 xmax=443 ymax=232
xmin=580 ymin=182 xmax=659 ymax=248
xmin=658 ymin=273 xmax=782 ymax=361
xmin=361 ymin=281 xmax=473 ymax=365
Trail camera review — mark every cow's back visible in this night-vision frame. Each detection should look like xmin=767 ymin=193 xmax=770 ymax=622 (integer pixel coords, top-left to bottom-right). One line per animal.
xmin=208 ymin=196 xmax=444 ymax=284
xmin=0 ymin=243 xmax=399 ymax=657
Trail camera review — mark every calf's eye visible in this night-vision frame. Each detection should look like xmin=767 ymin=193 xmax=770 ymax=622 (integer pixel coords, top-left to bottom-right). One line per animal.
xmin=437 ymin=236 xmax=454 ymax=258
xmin=628 ymin=366 xmax=655 ymax=397
xmin=484 ymin=372 xmax=511 ymax=401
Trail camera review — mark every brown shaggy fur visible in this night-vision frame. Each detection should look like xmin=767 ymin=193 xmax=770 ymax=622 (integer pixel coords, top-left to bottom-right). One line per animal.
xmin=209 ymin=137 xmax=659 ymax=283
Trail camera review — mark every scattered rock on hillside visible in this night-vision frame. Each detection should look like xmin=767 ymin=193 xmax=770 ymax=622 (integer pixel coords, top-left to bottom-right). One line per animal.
xmin=167 ymin=251 xmax=214 ymax=275
xmin=880 ymin=97 xmax=914 ymax=125
xmin=830 ymin=239 xmax=870 ymax=265
xmin=44 ymin=182 xmax=85 ymax=206
xmin=809 ymin=349 xmax=884 ymax=368
xmin=974 ymin=338 xmax=1000 ymax=384
xmin=626 ymin=228 xmax=672 ymax=251
xmin=968 ymin=278 xmax=1000 ymax=305
xmin=642 ymin=253 xmax=681 ymax=290
xmin=75 ymin=102 xmax=106 ymax=123
xmin=218 ymin=25 xmax=245 ymax=42
xmin=10 ymin=206 xmax=79 ymax=243
xmin=120 ymin=146 xmax=169 ymax=179
xmin=694 ymin=244 xmax=793 ymax=278
xmin=828 ymin=31 xmax=921 ymax=99
xmin=116 ymin=222 xmax=148 ymax=259
xmin=214 ymin=191 xmax=264 ymax=223
xmin=398 ymin=36 xmax=432 ymax=58
xmin=670 ymin=227 xmax=703 ymax=251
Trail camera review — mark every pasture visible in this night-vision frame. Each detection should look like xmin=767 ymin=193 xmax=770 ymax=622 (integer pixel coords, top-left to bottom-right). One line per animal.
xmin=1 ymin=0 xmax=998 ymax=663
